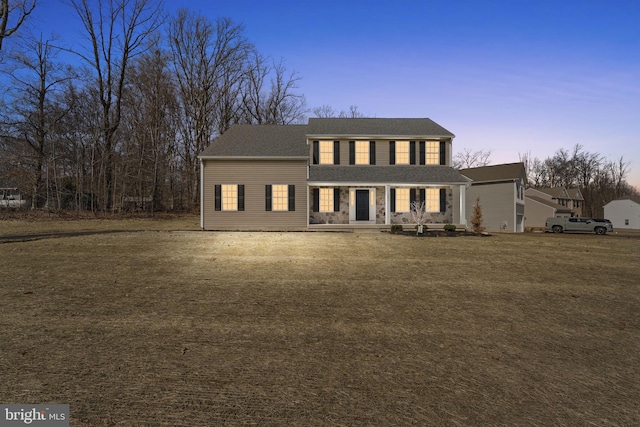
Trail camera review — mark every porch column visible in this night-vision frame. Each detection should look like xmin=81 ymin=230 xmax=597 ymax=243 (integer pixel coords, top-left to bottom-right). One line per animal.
xmin=459 ymin=184 xmax=467 ymax=227
xmin=385 ymin=184 xmax=391 ymax=225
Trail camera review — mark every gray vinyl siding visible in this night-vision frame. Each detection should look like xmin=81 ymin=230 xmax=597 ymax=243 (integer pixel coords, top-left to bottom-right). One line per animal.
xmin=202 ymin=159 xmax=308 ymax=230
xmin=466 ymin=182 xmax=516 ymax=232
xmin=525 ymin=199 xmax=556 ymax=228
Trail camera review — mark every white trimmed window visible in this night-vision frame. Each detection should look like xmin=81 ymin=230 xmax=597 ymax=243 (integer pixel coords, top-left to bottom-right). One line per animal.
xmin=395 ymin=188 xmax=410 ymax=212
xmin=272 ymin=185 xmax=288 ymax=211
xmin=320 ymin=188 xmax=334 ymax=212
xmin=426 ymin=141 xmax=439 ymax=164
xmin=425 ymin=188 xmax=439 ymax=212
xmin=396 ymin=141 xmax=410 ymax=164
xmin=222 ymin=185 xmax=238 ymax=211
xmin=355 ymin=141 xmax=369 ymax=165
xmin=319 ymin=141 xmax=333 ymax=164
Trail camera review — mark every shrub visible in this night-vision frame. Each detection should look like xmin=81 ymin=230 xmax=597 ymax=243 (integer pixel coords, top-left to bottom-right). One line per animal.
xmin=390 ymin=224 xmax=403 ymax=233
xmin=444 ymin=224 xmax=456 ymax=232
xmin=471 ymin=197 xmax=486 ymax=233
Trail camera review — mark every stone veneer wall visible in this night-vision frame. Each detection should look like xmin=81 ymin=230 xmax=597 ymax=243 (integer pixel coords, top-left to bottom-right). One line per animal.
xmin=309 ymin=188 xmax=350 ymax=224
xmin=309 ymin=187 xmax=454 ymax=225
xmin=389 ymin=189 xmax=454 ymax=225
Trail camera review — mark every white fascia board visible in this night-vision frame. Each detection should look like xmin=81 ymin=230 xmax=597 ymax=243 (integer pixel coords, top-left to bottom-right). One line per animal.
xmin=307 ymin=181 xmax=467 ymax=187
xmin=306 ymin=134 xmax=454 ymax=140
xmin=198 ymin=156 xmax=308 ymax=161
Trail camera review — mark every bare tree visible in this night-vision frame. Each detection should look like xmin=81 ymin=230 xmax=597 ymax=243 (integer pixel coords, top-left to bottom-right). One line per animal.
xmin=312 ymin=104 xmax=365 ymax=118
xmin=453 ymin=147 xmax=492 ymax=169
xmin=169 ymin=11 xmax=252 ymax=209
xmin=410 ymin=200 xmax=428 ymax=234
xmin=67 ymin=0 xmax=163 ymax=211
xmin=0 ymin=0 xmax=35 ymax=52
xmin=4 ymin=34 xmax=75 ymax=208
xmin=120 ymin=46 xmax=178 ymax=212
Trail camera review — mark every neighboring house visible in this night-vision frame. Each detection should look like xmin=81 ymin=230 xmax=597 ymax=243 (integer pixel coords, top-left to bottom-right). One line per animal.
xmin=533 ymin=187 xmax=584 ymax=216
xmin=198 ymin=118 xmax=470 ymax=231
xmin=525 ymin=188 xmax=574 ymax=228
xmin=459 ymin=163 xmax=527 ymax=232
xmin=604 ymin=196 xmax=640 ymax=229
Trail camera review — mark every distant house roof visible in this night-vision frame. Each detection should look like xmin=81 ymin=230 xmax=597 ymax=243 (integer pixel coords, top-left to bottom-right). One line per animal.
xmin=606 ymin=196 xmax=640 ymax=205
xmin=459 ymin=162 xmax=526 ymax=183
xmin=566 ymin=187 xmax=584 ymax=201
xmin=309 ymin=165 xmax=470 ymax=185
xmin=198 ymin=125 xmax=308 ymax=158
xmin=307 ymin=118 xmax=455 ymax=138
xmin=525 ymin=195 xmax=573 ymax=213
xmin=535 ymin=187 xmax=569 ymax=198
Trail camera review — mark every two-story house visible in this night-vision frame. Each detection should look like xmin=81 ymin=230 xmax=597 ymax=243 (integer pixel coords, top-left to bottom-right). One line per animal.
xmin=199 ymin=118 xmax=470 ymax=231
xmin=524 ymin=187 xmax=582 ymax=228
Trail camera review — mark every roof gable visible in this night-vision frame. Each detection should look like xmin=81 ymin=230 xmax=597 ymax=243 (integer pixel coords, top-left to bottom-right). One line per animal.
xmin=525 ymin=195 xmax=573 ymax=212
xmin=307 ymin=118 xmax=454 ymax=138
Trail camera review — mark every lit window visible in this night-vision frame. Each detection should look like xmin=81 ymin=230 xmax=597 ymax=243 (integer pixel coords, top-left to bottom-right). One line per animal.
xmin=395 ymin=188 xmax=410 ymax=212
xmin=425 ymin=141 xmax=439 ymax=164
xmin=355 ymin=141 xmax=369 ymax=165
xmin=222 ymin=185 xmax=238 ymax=211
xmin=320 ymin=188 xmax=334 ymax=212
xmin=396 ymin=141 xmax=409 ymax=164
xmin=319 ymin=141 xmax=333 ymax=164
xmin=425 ymin=188 xmax=439 ymax=212
xmin=272 ymin=185 xmax=288 ymax=211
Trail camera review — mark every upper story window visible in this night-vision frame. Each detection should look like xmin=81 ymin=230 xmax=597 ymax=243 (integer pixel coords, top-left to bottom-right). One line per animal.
xmin=349 ymin=141 xmax=375 ymax=165
xmin=355 ymin=141 xmax=369 ymax=165
xmin=425 ymin=141 xmax=440 ymax=165
xmin=395 ymin=141 xmax=410 ymax=164
xmin=319 ymin=141 xmax=333 ymax=164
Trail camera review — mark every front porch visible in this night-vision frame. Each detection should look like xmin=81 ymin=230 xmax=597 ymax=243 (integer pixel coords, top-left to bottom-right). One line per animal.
xmin=308 ymin=184 xmax=467 ymax=228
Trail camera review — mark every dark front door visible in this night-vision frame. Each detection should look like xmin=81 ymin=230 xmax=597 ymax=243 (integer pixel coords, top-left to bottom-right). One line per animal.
xmin=355 ymin=190 xmax=369 ymax=221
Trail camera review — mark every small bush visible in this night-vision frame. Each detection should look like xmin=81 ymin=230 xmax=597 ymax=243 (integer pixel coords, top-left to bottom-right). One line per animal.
xmin=444 ymin=224 xmax=456 ymax=232
xmin=390 ymin=224 xmax=403 ymax=233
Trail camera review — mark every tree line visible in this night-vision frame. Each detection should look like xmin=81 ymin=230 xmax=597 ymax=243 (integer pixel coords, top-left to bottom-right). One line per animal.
xmin=1 ymin=1 xmax=637 ymax=217
xmin=1 ymin=0 xmax=306 ymax=212
xmin=519 ymin=146 xmax=637 ymax=218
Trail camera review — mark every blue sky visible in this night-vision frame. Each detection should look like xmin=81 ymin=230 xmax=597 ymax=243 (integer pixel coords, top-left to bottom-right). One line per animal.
xmin=27 ymin=0 xmax=640 ymax=188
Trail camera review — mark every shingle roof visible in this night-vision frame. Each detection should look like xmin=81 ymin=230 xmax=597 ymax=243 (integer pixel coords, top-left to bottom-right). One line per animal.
xmin=199 ymin=125 xmax=308 ymax=158
xmin=525 ymin=195 xmax=573 ymax=212
xmin=459 ymin=163 xmax=525 ymax=183
xmin=307 ymin=118 xmax=454 ymax=138
xmin=309 ymin=166 xmax=470 ymax=185
xmin=535 ymin=187 xmax=568 ymax=198
xmin=612 ymin=195 xmax=640 ymax=204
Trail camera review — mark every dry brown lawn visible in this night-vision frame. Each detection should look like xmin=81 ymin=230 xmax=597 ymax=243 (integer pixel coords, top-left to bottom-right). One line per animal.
xmin=1 ymin=217 xmax=639 ymax=426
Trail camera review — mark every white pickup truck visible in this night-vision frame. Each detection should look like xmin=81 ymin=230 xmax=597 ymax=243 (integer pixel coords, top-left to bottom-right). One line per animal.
xmin=545 ymin=217 xmax=613 ymax=235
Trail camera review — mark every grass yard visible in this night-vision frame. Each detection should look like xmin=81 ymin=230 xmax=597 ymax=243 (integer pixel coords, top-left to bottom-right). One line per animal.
xmin=1 ymin=217 xmax=639 ymax=426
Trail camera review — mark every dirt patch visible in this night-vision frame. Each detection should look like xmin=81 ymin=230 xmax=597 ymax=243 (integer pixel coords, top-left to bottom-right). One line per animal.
xmin=1 ymin=223 xmax=639 ymax=425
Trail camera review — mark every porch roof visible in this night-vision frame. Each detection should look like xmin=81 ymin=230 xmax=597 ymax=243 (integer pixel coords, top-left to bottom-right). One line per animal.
xmin=308 ymin=166 xmax=470 ymax=185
